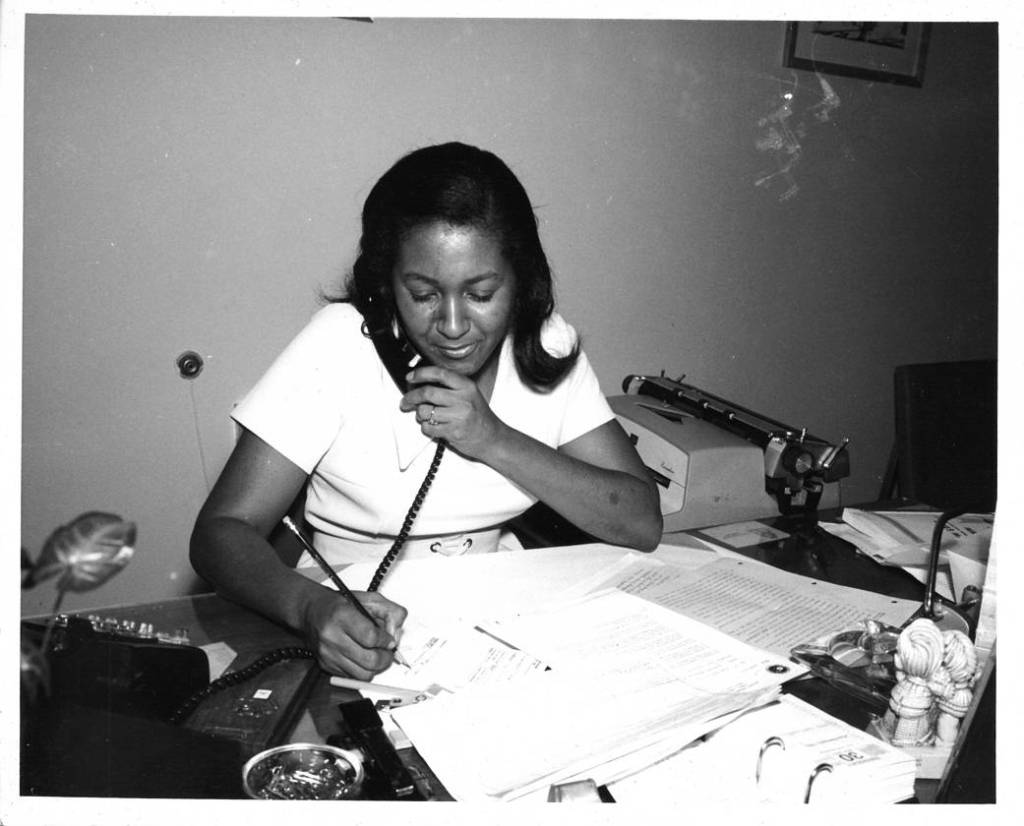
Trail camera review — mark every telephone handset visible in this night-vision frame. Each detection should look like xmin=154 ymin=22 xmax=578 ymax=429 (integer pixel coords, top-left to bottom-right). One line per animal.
xmin=364 ymin=316 xmax=446 ymax=591
xmin=366 ymin=311 xmax=421 ymax=393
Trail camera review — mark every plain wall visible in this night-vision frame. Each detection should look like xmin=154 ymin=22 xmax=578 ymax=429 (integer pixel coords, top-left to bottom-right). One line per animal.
xmin=21 ymin=17 xmax=998 ymax=615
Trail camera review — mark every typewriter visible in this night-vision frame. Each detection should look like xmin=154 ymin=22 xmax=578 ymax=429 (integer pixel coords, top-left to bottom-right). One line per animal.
xmin=611 ymin=374 xmax=850 ymax=531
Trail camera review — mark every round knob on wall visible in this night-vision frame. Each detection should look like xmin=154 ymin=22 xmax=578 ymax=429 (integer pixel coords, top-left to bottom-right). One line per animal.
xmin=176 ymin=350 xmax=204 ymax=379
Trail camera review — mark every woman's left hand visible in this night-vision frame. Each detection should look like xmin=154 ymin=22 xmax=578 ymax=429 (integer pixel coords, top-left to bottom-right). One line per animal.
xmin=399 ymin=365 xmax=504 ymax=461
xmin=401 ymin=365 xmax=664 ymax=551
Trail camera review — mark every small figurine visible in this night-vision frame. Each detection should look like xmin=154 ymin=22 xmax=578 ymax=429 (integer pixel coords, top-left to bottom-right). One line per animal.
xmin=934 ymin=629 xmax=980 ymax=745
xmin=883 ymin=618 xmax=947 ymax=746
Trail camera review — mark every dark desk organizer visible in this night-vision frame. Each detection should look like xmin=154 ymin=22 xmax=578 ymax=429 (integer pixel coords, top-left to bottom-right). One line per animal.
xmin=22 ymin=614 xmax=210 ymax=719
xmin=21 ymin=615 xmax=243 ymax=798
xmin=21 ymin=614 xmax=320 ymax=798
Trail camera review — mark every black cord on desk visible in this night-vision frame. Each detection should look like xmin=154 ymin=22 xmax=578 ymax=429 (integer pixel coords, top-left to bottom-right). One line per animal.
xmin=167 ymin=646 xmax=315 ymax=725
xmin=922 ymin=501 xmax=993 ymax=623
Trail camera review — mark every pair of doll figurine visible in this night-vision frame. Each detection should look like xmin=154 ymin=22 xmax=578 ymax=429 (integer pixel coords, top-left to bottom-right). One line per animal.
xmin=882 ymin=617 xmax=981 ymax=747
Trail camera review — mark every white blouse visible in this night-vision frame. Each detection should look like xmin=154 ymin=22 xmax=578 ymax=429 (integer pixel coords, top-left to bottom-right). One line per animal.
xmin=232 ymin=303 xmax=613 ymax=568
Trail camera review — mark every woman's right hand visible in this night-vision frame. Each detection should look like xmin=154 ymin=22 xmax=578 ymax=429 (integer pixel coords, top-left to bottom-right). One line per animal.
xmin=302 ymin=590 xmax=408 ymax=680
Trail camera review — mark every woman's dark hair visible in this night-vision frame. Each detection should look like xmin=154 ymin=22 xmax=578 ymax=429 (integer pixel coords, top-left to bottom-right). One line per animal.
xmin=341 ymin=142 xmax=578 ymax=388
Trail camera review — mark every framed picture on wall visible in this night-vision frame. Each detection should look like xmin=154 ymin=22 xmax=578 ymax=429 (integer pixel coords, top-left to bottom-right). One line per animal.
xmin=783 ymin=22 xmax=932 ymax=87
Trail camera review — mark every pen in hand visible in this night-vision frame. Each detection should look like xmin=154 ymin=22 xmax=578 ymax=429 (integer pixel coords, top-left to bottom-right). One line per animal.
xmin=282 ymin=516 xmax=408 ymax=667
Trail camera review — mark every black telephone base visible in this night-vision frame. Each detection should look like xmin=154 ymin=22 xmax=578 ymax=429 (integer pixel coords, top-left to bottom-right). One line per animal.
xmin=180 ymin=655 xmax=321 ymax=759
xmin=21 ymin=617 xmax=210 ymax=721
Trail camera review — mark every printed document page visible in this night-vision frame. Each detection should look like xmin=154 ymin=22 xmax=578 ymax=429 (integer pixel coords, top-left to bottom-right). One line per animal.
xmin=572 ymin=553 xmax=920 ymax=658
xmin=390 ymin=588 xmax=799 ymax=801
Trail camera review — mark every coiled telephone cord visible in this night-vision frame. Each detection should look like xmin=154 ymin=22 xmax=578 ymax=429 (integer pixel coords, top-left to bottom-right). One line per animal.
xmin=367 ymin=440 xmax=446 ymax=592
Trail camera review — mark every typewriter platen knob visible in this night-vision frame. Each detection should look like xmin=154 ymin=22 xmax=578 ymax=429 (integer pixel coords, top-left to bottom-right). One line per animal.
xmin=781 ymin=444 xmax=814 ymax=477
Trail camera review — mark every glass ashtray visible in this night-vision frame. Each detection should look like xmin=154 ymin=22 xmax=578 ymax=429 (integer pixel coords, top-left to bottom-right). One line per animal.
xmin=822 ymin=620 xmax=900 ymax=668
xmin=789 ymin=619 xmax=900 ymax=710
xmin=242 ymin=743 xmax=365 ymax=800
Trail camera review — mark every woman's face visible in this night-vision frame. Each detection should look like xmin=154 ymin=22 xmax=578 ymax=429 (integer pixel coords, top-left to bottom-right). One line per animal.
xmin=391 ymin=221 xmax=516 ymax=387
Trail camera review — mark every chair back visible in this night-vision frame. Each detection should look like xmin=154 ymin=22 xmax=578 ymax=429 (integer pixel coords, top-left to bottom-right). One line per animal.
xmin=880 ymin=359 xmax=996 ymax=510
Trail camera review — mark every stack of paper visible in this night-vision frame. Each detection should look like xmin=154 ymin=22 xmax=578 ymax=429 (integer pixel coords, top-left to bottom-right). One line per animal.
xmin=609 ymin=694 xmax=918 ymax=804
xmin=820 ymin=509 xmax=992 ymax=600
xmin=327 ymin=543 xmax=923 ymax=801
xmin=389 ymin=589 xmax=801 ymax=801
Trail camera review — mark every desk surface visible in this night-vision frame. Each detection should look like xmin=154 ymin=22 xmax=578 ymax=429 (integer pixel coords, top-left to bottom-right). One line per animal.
xmin=22 ymin=506 xmax=987 ymax=803
xmin=681 ymin=507 xmax=928 ymax=602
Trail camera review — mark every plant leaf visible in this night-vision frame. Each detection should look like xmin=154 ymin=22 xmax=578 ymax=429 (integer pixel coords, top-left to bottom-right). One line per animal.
xmin=34 ymin=512 xmax=137 ymax=593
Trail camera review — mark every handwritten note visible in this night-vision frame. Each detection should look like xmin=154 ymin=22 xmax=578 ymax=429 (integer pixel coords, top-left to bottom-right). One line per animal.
xmin=375 ymin=616 xmax=546 ymax=693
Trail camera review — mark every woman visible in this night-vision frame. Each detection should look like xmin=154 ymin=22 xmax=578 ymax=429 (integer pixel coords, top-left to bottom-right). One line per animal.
xmin=190 ymin=143 xmax=662 ymax=680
